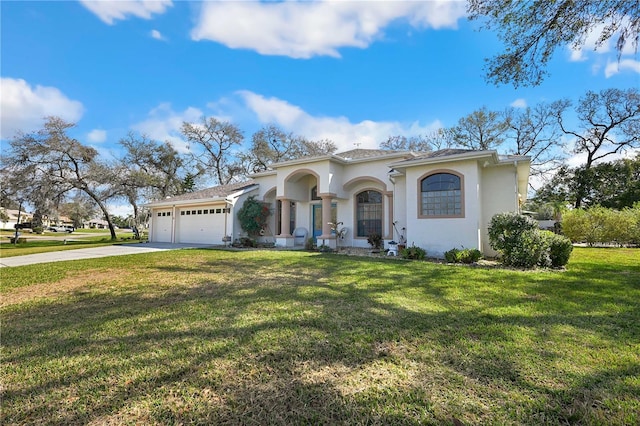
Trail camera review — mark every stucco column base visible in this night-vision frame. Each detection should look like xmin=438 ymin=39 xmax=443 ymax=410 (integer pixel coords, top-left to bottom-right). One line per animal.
xmin=317 ymin=235 xmax=337 ymax=249
xmin=276 ymin=236 xmax=295 ymax=247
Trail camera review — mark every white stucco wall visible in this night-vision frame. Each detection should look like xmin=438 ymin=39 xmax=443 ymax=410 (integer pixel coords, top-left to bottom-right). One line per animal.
xmin=403 ymin=159 xmax=483 ymax=258
xmin=479 ymin=163 xmax=520 ymax=255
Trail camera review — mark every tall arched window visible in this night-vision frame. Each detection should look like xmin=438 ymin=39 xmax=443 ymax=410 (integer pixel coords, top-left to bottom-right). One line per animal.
xmin=420 ymin=172 xmax=463 ymax=217
xmin=356 ymin=190 xmax=382 ymax=237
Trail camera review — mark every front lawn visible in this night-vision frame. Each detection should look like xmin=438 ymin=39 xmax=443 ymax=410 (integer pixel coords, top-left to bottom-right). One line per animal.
xmin=0 ymin=230 xmax=142 ymax=257
xmin=1 ymin=247 xmax=638 ymax=425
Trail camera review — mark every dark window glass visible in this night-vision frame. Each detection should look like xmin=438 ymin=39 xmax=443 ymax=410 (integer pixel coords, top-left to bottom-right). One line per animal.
xmin=420 ymin=173 xmax=462 ymax=216
xmin=356 ymin=190 xmax=382 ymax=237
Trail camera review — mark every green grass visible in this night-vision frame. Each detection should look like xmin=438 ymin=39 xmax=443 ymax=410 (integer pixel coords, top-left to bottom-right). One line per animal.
xmin=2 ymin=247 xmax=639 ymax=425
xmin=0 ymin=232 xmax=142 ymax=257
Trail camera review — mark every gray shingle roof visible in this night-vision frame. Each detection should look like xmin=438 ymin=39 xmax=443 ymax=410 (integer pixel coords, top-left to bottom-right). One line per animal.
xmin=411 ymin=148 xmax=476 ymax=159
xmin=160 ymin=180 xmax=257 ymax=202
xmin=334 ymin=149 xmax=405 ymax=160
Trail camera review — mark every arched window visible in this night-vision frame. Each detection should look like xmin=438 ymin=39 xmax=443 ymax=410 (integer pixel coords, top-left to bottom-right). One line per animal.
xmin=356 ymin=190 xmax=382 ymax=237
xmin=420 ymin=172 xmax=463 ymax=217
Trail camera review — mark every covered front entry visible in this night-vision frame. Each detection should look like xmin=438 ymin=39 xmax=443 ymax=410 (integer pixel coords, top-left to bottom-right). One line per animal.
xmin=176 ymin=205 xmax=227 ymax=244
xmin=312 ymin=203 xmax=336 ymax=242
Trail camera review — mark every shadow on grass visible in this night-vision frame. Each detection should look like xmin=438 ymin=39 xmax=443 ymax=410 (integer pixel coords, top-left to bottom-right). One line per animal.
xmin=2 ymin=249 xmax=639 ymax=424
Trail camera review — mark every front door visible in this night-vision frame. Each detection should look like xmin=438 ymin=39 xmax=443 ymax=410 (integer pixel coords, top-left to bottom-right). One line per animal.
xmin=312 ymin=203 xmax=337 ymax=242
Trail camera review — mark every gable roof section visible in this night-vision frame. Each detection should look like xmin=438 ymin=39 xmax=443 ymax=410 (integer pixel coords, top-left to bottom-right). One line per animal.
xmin=145 ymin=180 xmax=258 ymax=207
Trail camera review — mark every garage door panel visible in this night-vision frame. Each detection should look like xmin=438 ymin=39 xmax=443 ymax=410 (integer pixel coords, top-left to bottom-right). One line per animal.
xmin=153 ymin=210 xmax=173 ymax=242
xmin=177 ymin=206 xmax=227 ymax=244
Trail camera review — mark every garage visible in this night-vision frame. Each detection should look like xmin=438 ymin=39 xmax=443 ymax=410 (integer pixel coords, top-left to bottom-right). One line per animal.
xmin=175 ymin=205 xmax=228 ymax=244
xmin=145 ymin=181 xmax=259 ymax=245
xmin=152 ymin=209 xmax=173 ymax=242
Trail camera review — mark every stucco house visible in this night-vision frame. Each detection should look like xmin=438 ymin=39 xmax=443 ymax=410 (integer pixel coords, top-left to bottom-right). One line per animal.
xmin=145 ymin=148 xmax=530 ymax=257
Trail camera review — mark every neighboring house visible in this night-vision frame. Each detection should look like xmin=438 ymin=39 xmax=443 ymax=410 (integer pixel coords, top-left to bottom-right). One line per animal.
xmin=145 ymin=149 xmax=530 ymax=257
xmin=0 ymin=208 xmax=33 ymax=230
xmin=85 ymin=218 xmax=110 ymax=229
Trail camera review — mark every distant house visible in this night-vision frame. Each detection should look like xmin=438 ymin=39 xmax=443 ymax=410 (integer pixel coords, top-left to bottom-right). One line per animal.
xmin=85 ymin=218 xmax=110 ymax=229
xmin=0 ymin=208 xmax=33 ymax=230
xmin=145 ymin=149 xmax=530 ymax=257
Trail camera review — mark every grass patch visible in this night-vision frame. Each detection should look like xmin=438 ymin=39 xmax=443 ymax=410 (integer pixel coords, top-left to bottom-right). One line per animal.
xmin=1 ymin=247 xmax=639 ymax=424
xmin=0 ymin=233 xmax=140 ymax=257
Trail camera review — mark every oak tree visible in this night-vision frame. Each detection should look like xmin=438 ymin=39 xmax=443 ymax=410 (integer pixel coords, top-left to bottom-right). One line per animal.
xmin=468 ymin=0 xmax=640 ymax=87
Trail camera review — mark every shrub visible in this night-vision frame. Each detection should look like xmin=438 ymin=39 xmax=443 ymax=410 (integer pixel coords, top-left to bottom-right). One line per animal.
xmin=305 ymin=237 xmax=315 ymax=251
xmin=459 ymin=248 xmax=482 ymax=264
xmin=489 ymin=212 xmax=572 ymax=268
xmin=400 ymin=244 xmax=426 ymax=260
xmin=366 ymin=233 xmax=383 ymax=250
xmin=506 ymin=229 xmax=547 ymax=268
xmin=562 ymin=205 xmax=640 ymax=246
xmin=444 ymin=248 xmax=459 ymax=263
xmin=444 ymin=248 xmax=483 ymax=264
xmin=237 ymin=196 xmax=271 ymax=237
xmin=561 ymin=209 xmax=588 ymax=243
xmin=488 ymin=212 xmax=542 ymax=267
xmin=540 ymin=231 xmax=573 ymax=267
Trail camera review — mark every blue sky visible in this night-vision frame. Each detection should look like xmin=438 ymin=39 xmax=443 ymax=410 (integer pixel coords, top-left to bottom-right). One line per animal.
xmin=2 ymin=1 xmax=639 ymax=180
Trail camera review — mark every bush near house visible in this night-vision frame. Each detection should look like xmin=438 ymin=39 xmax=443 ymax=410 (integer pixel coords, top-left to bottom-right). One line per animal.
xmin=444 ymin=248 xmax=483 ymax=264
xmin=366 ymin=233 xmax=383 ymax=250
xmin=400 ymin=244 xmax=426 ymax=260
xmin=489 ymin=212 xmax=573 ymax=268
xmin=562 ymin=204 xmax=640 ymax=246
xmin=237 ymin=196 xmax=271 ymax=237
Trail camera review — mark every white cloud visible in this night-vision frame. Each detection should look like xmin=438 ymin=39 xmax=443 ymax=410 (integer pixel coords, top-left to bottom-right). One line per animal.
xmin=510 ymin=98 xmax=527 ymax=108
xmin=131 ymin=103 xmax=203 ymax=152
xmin=87 ymin=129 xmax=107 ymax=143
xmin=79 ymin=0 xmax=172 ymax=25
xmin=132 ymin=92 xmax=443 ymax=155
xmin=191 ymin=0 xmax=466 ymax=58
xmin=604 ymin=58 xmax=640 ymax=78
xmin=0 ymin=78 xmax=84 ymax=139
xmin=150 ymin=29 xmax=165 ymax=40
xmin=108 ymin=202 xmax=134 ymax=217
xmin=237 ymin=90 xmax=441 ymax=151
xmin=568 ymin=23 xmax=613 ymax=62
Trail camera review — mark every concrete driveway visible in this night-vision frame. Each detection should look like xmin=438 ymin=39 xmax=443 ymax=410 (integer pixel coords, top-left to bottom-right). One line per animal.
xmin=0 ymin=243 xmax=216 ymax=267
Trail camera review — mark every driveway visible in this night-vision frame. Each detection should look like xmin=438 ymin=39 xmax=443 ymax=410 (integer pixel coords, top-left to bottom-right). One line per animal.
xmin=0 ymin=243 xmax=216 ymax=267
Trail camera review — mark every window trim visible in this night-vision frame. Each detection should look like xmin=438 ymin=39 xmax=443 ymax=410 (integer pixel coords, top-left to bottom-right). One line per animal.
xmin=417 ymin=169 xmax=465 ymax=219
xmin=354 ymin=188 xmax=384 ymax=239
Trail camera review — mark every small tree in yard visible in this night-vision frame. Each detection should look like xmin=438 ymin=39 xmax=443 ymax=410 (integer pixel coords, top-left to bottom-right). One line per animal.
xmin=237 ymin=196 xmax=270 ymax=237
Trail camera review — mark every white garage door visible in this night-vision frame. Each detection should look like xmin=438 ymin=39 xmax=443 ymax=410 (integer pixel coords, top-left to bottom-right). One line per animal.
xmin=153 ymin=210 xmax=173 ymax=242
xmin=176 ymin=206 xmax=227 ymax=244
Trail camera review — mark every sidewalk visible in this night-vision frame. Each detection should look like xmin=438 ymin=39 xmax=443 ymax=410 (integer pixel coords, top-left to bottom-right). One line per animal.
xmin=0 ymin=243 xmax=215 ymax=267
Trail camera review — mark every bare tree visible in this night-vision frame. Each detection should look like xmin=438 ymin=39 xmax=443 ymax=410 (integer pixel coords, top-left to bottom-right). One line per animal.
xmin=238 ymin=124 xmax=337 ymax=174
xmin=504 ymin=101 xmax=568 ymax=181
xmin=450 ymin=106 xmax=509 ymax=150
xmin=468 ymin=0 xmax=640 ymax=87
xmin=1 ymin=116 xmax=119 ymax=239
xmin=181 ymin=117 xmax=244 ymax=185
xmin=380 ymin=135 xmax=433 ymax=152
xmin=555 ymin=87 xmax=640 ymax=207
xmin=118 ymin=132 xmax=188 ymax=222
